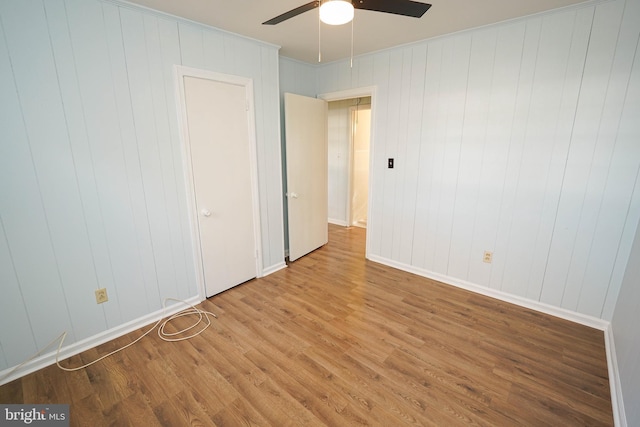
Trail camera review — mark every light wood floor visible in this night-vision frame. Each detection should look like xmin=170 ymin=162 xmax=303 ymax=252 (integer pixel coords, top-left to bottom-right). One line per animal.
xmin=0 ymin=225 xmax=613 ymax=426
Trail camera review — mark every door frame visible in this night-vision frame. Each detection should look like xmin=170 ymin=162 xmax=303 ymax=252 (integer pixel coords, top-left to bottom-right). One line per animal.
xmin=174 ymin=65 xmax=263 ymax=300
xmin=348 ymin=104 xmax=371 ymax=228
xmin=319 ymin=86 xmax=376 ymax=259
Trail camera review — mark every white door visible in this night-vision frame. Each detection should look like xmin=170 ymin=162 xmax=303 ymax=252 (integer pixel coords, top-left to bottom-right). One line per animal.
xmin=284 ymin=93 xmax=328 ymax=261
xmin=183 ymin=75 xmax=257 ymax=297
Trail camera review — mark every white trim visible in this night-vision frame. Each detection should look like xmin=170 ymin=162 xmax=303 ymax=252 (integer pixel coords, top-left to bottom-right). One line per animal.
xmin=0 ymin=295 xmax=202 ymax=387
xmin=174 ymin=65 xmax=264 ymax=299
xmin=605 ymin=325 xmax=627 ymax=427
xmin=244 ymin=78 xmax=266 ymax=279
xmin=329 ymin=218 xmax=349 ymax=226
xmin=272 ymin=56 xmax=288 ymax=271
xmin=347 ymin=104 xmax=371 ymax=230
xmin=367 ymin=254 xmax=610 ymax=330
xmin=262 ymin=261 xmax=288 ymax=276
xmin=318 ymin=86 xmax=376 ymax=102
xmin=102 ymin=0 xmax=281 ymax=51
xmin=319 ymin=86 xmax=377 ymax=261
xmin=346 ymin=105 xmax=355 ymax=227
xmin=306 ymin=0 xmax=610 ymax=67
xmin=370 ymin=252 xmax=626 ymax=421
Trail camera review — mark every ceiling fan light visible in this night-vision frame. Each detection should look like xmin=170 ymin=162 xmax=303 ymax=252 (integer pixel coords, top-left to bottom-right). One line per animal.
xmin=319 ymin=0 xmax=354 ymax=25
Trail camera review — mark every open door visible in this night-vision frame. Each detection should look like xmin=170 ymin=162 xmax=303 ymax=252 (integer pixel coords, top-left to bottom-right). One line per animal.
xmin=284 ymin=93 xmax=328 ymax=261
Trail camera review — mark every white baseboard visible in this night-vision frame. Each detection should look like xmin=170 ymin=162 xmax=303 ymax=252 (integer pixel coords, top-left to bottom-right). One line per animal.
xmin=604 ymin=325 xmax=627 ymax=427
xmin=2 ymin=257 xmax=626 ymax=426
xmin=328 ymin=218 xmax=349 ymax=226
xmin=366 ymin=254 xmax=610 ymax=330
xmin=366 ymin=255 xmax=627 ymax=423
xmin=0 ymin=295 xmax=202 ymax=387
xmin=262 ymin=261 xmax=287 ymax=276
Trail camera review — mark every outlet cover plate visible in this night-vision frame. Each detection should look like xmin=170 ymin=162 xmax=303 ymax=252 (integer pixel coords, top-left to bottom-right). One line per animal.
xmin=95 ymin=288 xmax=108 ymax=304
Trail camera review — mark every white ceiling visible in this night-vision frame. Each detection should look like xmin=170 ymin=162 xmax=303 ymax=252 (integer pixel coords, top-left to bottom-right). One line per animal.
xmin=125 ymin=0 xmax=593 ymax=64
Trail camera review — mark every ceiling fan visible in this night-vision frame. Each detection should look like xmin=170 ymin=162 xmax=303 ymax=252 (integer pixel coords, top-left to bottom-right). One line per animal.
xmin=262 ymin=0 xmax=432 ymax=26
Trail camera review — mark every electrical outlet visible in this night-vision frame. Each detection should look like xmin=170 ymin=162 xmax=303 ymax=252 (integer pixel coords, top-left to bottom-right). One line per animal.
xmin=95 ymin=288 xmax=108 ymax=304
xmin=483 ymin=251 xmax=493 ymax=264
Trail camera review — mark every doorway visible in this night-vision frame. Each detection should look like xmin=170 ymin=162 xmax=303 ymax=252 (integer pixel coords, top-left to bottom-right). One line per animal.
xmin=321 ymin=87 xmax=375 ymax=259
xmin=349 ymin=104 xmax=370 ymax=228
xmin=175 ymin=67 xmax=262 ymax=298
xmin=327 ymin=97 xmax=371 ymax=228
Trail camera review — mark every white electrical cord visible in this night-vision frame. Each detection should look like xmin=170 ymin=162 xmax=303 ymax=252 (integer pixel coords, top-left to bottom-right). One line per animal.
xmin=0 ymin=298 xmax=216 ymax=380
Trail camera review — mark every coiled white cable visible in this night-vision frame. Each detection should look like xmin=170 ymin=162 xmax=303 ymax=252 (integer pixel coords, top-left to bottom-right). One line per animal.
xmin=0 ymin=298 xmax=216 ymax=380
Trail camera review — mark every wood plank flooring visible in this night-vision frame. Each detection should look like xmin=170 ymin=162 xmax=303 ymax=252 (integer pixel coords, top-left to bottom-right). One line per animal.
xmin=0 ymin=225 xmax=613 ymax=426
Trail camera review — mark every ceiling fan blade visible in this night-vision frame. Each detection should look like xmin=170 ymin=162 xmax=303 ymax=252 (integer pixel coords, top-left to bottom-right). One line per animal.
xmin=262 ymin=1 xmax=320 ymax=25
xmin=353 ymin=0 xmax=431 ymax=18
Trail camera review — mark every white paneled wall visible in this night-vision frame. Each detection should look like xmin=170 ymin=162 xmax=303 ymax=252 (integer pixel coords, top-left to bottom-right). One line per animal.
xmin=612 ymin=217 xmax=640 ymax=425
xmin=314 ymin=0 xmax=640 ymax=321
xmin=279 ymin=57 xmax=318 ymax=98
xmin=0 ymin=0 xmax=284 ymax=372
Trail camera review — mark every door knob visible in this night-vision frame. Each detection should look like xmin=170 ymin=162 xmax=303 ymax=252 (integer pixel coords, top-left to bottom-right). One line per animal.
xmin=201 ymin=209 xmax=212 ymax=217
xmin=289 ymin=192 xmax=299 ymax=199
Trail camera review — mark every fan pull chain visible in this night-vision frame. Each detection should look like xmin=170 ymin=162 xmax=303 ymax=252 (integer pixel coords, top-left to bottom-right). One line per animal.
xmin=318 ymin=7 xmax=322 ymax=62
xmin=350 ymin=16 xmax=354 ymax=68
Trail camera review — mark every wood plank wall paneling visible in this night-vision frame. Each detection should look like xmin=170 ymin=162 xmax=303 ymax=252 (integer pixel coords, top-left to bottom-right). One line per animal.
xmin=600 ymin=0 xmax=640 ymax=321
xmin=613 ymin=213 xmax=640 ymax=426
xmin=278 ymin=58 xmax=317 ymax=98
xmin=398 ymin=45 xmax=427 ymax=264
xmin=0 ymin=0 xmax=284 ymax=372
xmin=308 ymin=0 xmax=640 ymax=321
xmin=1 ymin=1 xmax=81 ymax=349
